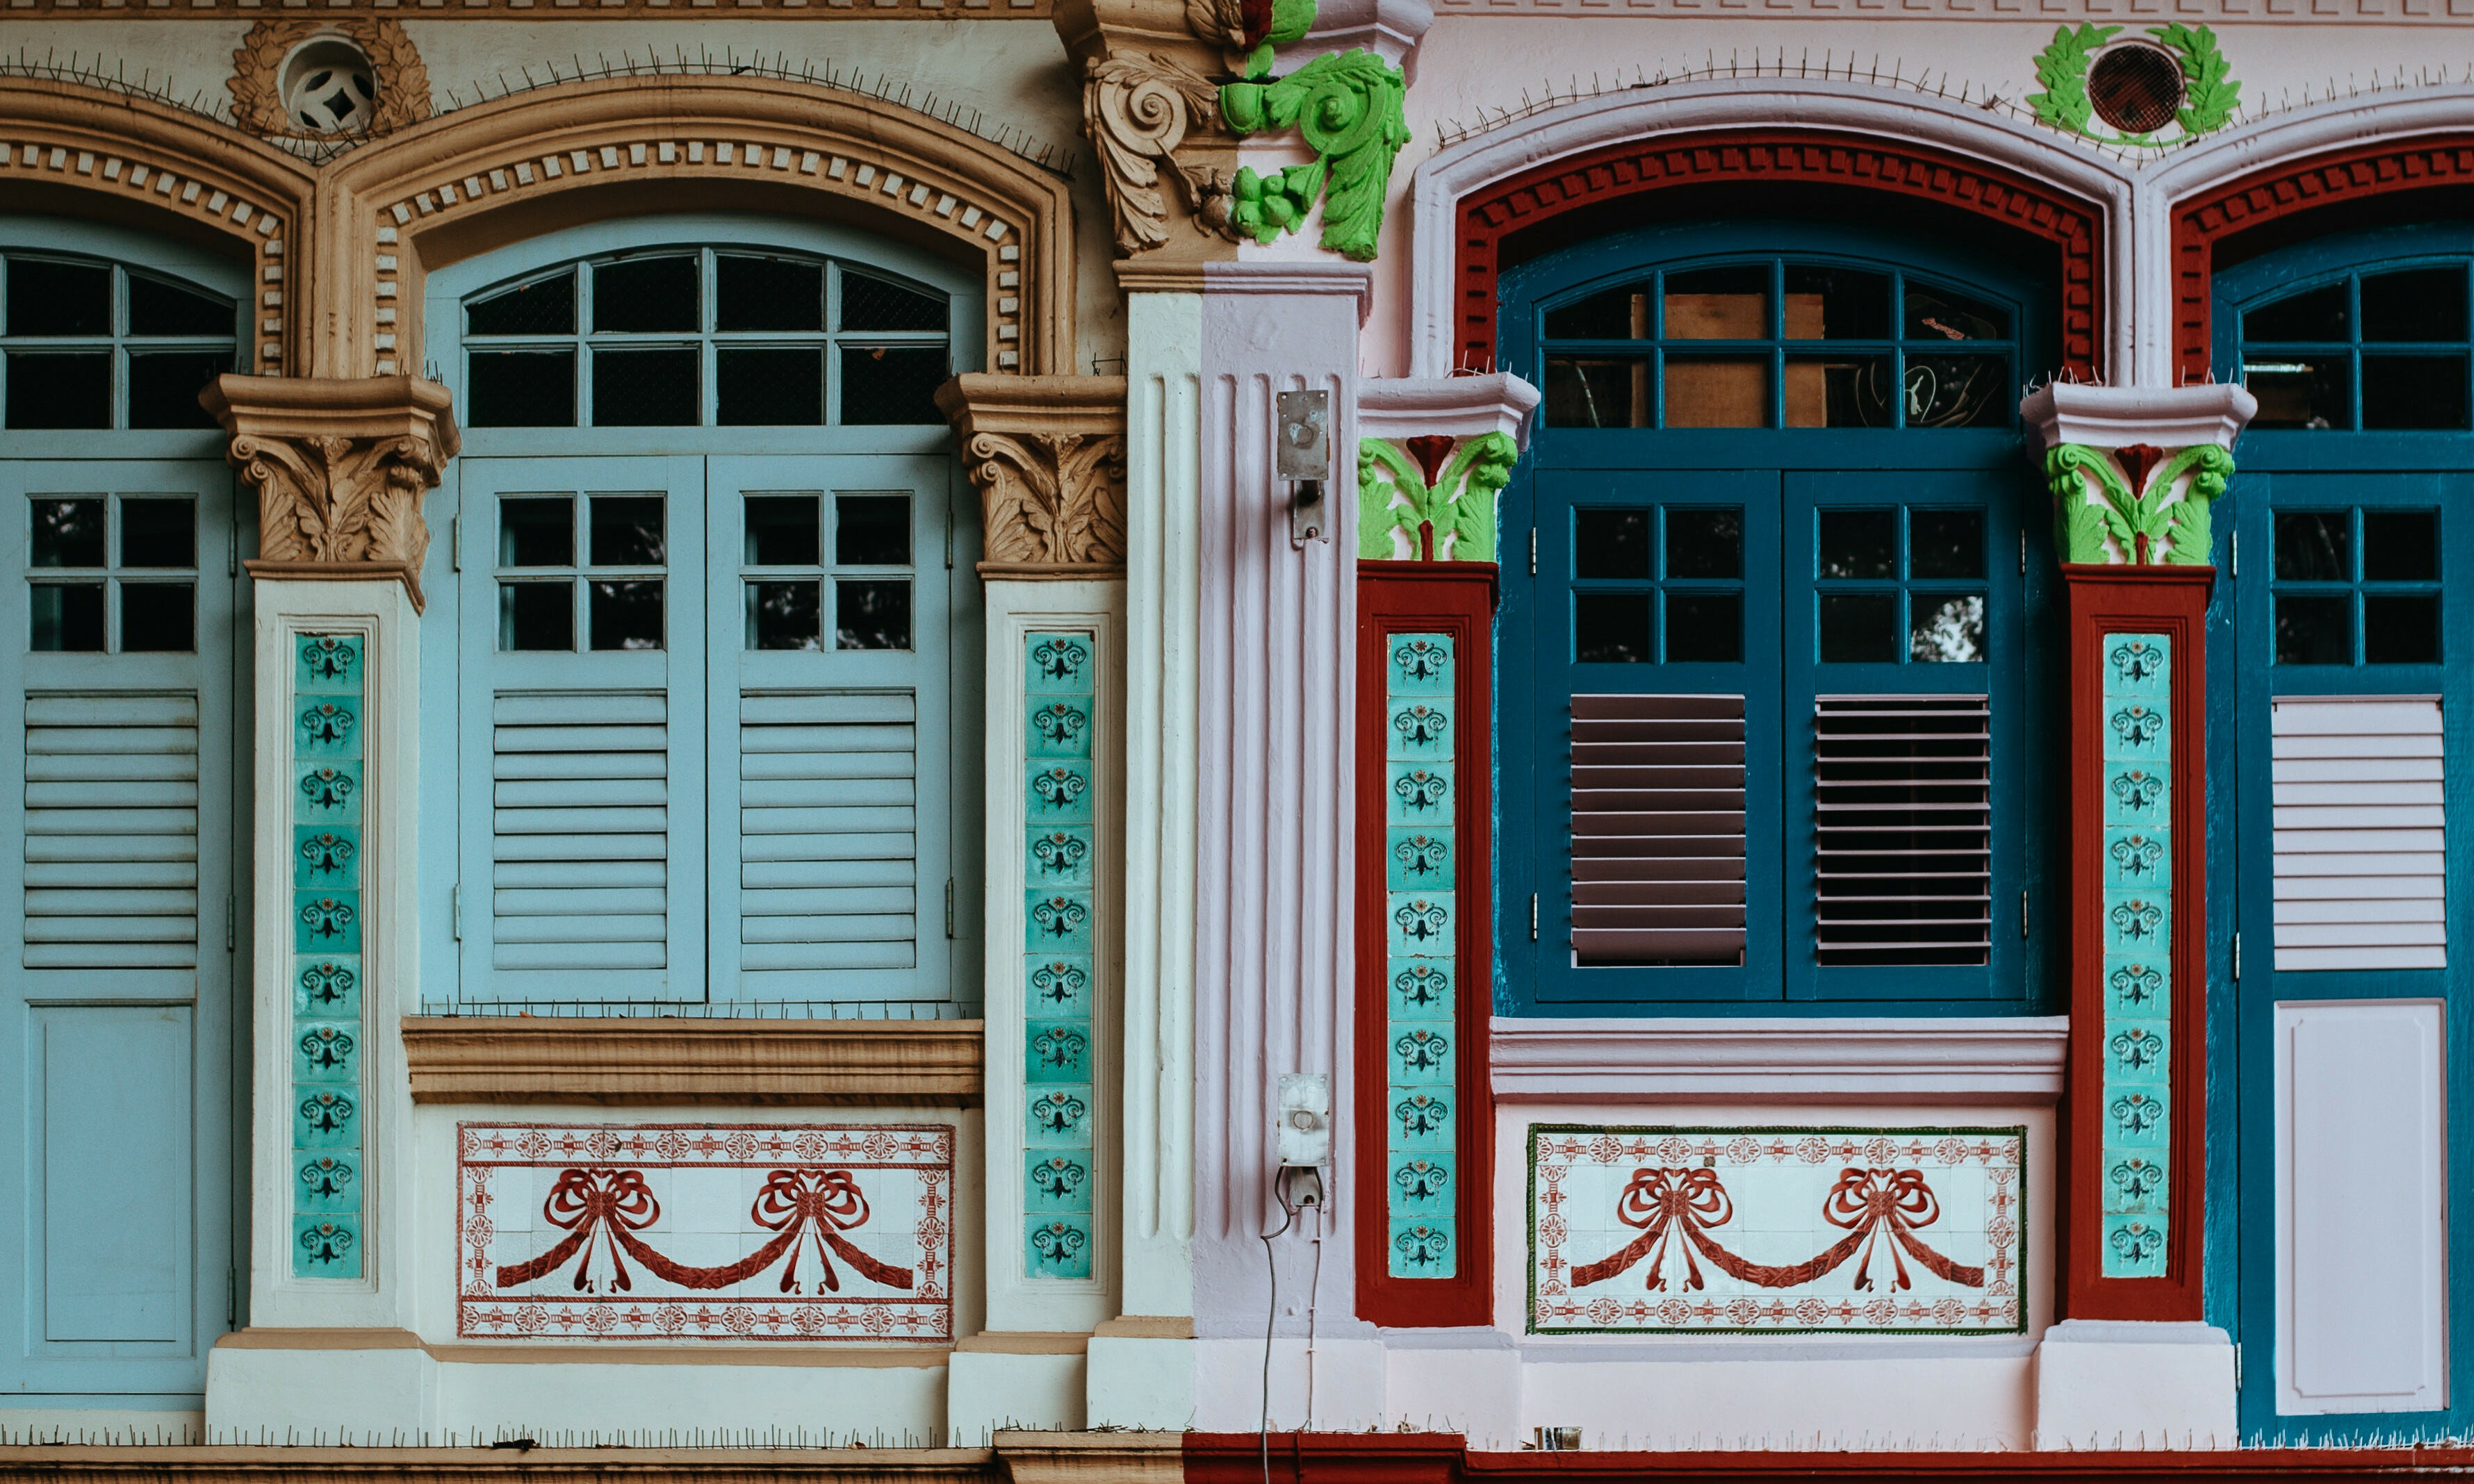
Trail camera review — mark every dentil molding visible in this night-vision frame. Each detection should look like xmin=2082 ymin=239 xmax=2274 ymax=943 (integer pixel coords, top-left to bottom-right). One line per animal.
xmin=935 ymin=374 xmax=1130 ymax=576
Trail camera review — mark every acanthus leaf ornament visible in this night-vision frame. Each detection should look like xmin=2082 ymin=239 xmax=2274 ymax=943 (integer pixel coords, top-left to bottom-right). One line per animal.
xmin=1220 ymin=49 xmax=1411 ymax=263
xmin=2042 ymin=441 xmax=2229 ymax=566
xmin=1086 ymin=53 xmax=1239 ymax=256
xmin=1357 ymin=431 xmax=1519 ymax=563
xmin=935 ymin=376 xmax=1129 ymax=575
xmin=2026 ymin=22 xmax=2240 ymax=147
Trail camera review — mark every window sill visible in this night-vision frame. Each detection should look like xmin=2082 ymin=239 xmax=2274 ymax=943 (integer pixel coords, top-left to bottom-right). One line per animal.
xmin=1490 ymin=1016 xmax=2067 ymax=1105
xmin=401 ymin=1017 xmax=983 ymax=1107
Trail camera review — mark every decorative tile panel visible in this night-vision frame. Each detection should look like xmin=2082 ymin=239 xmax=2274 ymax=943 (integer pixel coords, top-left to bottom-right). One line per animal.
xmin=1022 ymin=631 xmax=1095 ymax=1280
xmin=1384 ymin=633 xmax=1460 ymax=1278
xmin=291 ymin=634 xmax=365 ymax=1279
xmin=2099 ymin=633 xmax=2172 ymax=1278
xmin=455 ymin=1122 xmax=953 ymax=1342
xmin=1529 ymin=1126 xmax=2026 ymax=1335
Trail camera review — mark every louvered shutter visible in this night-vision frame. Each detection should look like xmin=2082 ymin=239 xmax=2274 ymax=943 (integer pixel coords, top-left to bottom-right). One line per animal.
xmin=1811 ymin=694 xmax=1993 ymax=966
xmin=2271 ymin=697 xmax=2446 ymax=971
xmin=22 ymin=691 xmax=199 ymax=979
xmin=1569 ymin=693 xmax=1747 ymax=966
xmin=736 ymin=689 xmax=921 ymax=992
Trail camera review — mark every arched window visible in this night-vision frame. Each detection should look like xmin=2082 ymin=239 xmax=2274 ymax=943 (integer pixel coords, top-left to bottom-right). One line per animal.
xmin=424 ymin=215 xmax=985 ymax=1016
xmin=1498 ymin=217 xmax=2062 ymax=1014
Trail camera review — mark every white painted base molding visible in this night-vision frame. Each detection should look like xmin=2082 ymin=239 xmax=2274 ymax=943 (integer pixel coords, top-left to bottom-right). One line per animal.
xmin=946 ymin=1346 xmax=1085 ymax=1443
xmin=2032 ymin=1319 xmax=2236 ymax=1449
xmin=1084 ymin=1334 xmax=1195 ymax=1431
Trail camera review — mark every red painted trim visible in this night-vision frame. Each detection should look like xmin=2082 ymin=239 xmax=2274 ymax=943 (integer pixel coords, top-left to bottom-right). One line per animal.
xmin=1356 ymin=561 xmax=1497 ymax=1328
xmin=1451 ymin=131 xmax=2104 ymax=379
xmin=2061 ymin=566 xmax=2211 ymax=1323
xmin=2171 ymin=138 xmax=2474 ymax=384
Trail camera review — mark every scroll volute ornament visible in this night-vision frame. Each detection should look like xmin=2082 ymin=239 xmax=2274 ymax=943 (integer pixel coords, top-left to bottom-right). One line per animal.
xmin=204 ymin=374 xmax=459 ymax=611
xmin=935 ymin=375 xmax=1129 ymax=576
xmin=1056 ymin=0 xmax=1241 ymax=258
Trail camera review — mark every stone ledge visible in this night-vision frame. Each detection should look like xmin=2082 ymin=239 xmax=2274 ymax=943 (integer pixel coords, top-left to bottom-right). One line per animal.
xmin=400 ymin=1018 xmax=983 ymax=1106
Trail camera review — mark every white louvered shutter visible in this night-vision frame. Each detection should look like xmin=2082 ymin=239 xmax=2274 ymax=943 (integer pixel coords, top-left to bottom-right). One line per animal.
xmin=2271 ymin=697 xmax=2446 ymax=971
xmin=1569 ymin=693 xmax=1747 ymax=966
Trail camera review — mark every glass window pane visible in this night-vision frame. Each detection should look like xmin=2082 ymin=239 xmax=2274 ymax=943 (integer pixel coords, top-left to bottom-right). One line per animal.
xmin=1783 ymin=267 xmax=1890 ymax=340
xmin=717 ymin=256 xmax=824 ymax=332
xmin=717 ymin=348 xmax=823 ymax=426
xmin=1910 ymin=509 xmax=1986 ymax=579
xmin=1543 ymin=283 xmax=1648 ymax=340
xmin=589 ymin=579 xmax=664 ymax=650
xmin=2244 ymin=358 xmax=2350 ymax=430
xmin=1664 ymin=592 xmax=1742 ymax=663
xmin=1664 ymin=508 xmax=1742 ymax=579
xmin=835 ymin=495 xmax=910 ymax=566
xmin=1574 ymin=593 xmax=1649 ymax=663
xmin=589 ymin=495 xmax=665 ymax=566
xmin=2275 ymin=593 xmax=2352 ymax=664
xmin=128 ymin=351 xmax=233 ymax=429
xmin=592 ymin=256 xmax=698 ymax=333
xmin=839 ymin=346 xmax=948 ymax=425
xmin=744 ymin=496 xmax=820 ymax=566
xmin=2361 ymin=356 xmax=2470 ymax=431
xmin=2366 ymin=595 xmax=2441 ymax=664
xmin=1818 ymin=592 xmax=1899 ymax=662
xmin=839 ymin=274 xmax=946 ymax=333
xmin=1785 ymin=355 xmax=1892 ymax=428
xmin=1664 ymin=266 xmax=1769 ymax=339
xmin=591 ymin=348 xmax=697 ymax=427
xmin=499 ymin=581 xmax=573 ymax=651
xmin=2361 ymin=268 xmax=2468 ymax=343
xmin=120 ymin=583 xmax=193 ymax=652
xmin=468 ymin=350 xmax=575 ymax=428
xmin=1664 ymin=357 xmax=1766 ymax=429
xmin=1541 ymin=357 xmax=1648 ymax=429
xmin=2363 ymin=511 xmax=2439 ymax=582
xmin=121 ymin=498 xmax=194 ymax=567
xmin=6 ymin=259 xmax=109 ymax=336
xmin=1910 ymin=593 xmax=1986 ymax=662
xmin=2245 ymin=283 xmax=2349 ymax=343
xmin=127 ymin=275 xmax=234 ymax=337
xmin=1573 ymin=509 xmax=1648 ymax=579
xmin=1818 ymin=509 xmax=1896 ymax=579
xmin=31 ymin=499 xmax=105 ymax=567
xmin=835 ymin=579 xmax=912 ymax=650
xmin=6 ymin=351 xmax=110 ymax=429
xmin=1905 ymin=282 xmax=2008 ymax=342
xmin=749 ymin=579 xmax=822 ymax=650
xmin=2274 ymin=511 xmax=2350 ymax=581
xmin=28 ymin=584 xmax=104 ymax=652
xmin=466 ymin=272 xmax=576 ymax=336
xmin=499 ymin=497 xmax=573 ymax=567
xmin=1903 ymin=354 xmax=2010 ymax=429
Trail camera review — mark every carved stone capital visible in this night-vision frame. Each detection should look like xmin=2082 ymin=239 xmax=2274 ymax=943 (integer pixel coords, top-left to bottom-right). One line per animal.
xmin=1085 ymin=52 xmax=1240 ymax=256
xmin=935 ymin=375 xmax=1129 ymax=577
xmin=203 ymin=374 xmax=460 ymax=611
xmin=2019 ymin=384 xmax=2256 ymax=568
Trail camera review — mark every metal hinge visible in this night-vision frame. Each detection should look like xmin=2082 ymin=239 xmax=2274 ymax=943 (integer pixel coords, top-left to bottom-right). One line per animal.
xmin=452 ymin=884 xmax=463 ymax=942
xmin=2021 ymin=889 xmax=2029 ymax=941
xmin=1530 ymin=893 xmax=1539 ymax=942
xmin=944 ymin=501 xmax=954 ymax=571
xmin=2234 ymin=1342 xmax=2243 ymax=1390
xmin=224 ymin=894 xmax=236 ymax=953
xmin=227 ymin=1267 xmax=238 ymax=1328
xmin=2232 ymin=932 xmax=2241 ymax=982
xmin=2230 ymin=529 xmax=2238 ymax=578
xmin=451 ymin=514 xmax=461 ymax=572
xmin=944 ymin=878 xmax=956 ymax=939
xmin=2020 ymin=529 xmax=2027 ymax=576
xmin=1529 ymin=528 xmax=1538 ymax=577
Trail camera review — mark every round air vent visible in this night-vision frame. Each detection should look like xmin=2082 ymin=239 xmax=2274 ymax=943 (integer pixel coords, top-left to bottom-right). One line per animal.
xmin=2088 ymin=43 xmax=2185 ymax=135
xmin=280 ymin=37 xmax=377 ymax=135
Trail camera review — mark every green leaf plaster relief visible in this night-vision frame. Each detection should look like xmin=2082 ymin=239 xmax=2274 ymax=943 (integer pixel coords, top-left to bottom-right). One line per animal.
xmin=1220 ymin=49 xmax=1411 ymax=263
xmin=2027 ymin=23 xmax=2240 ymax=147
xmin=2044 ymin=443 xmax=2231 ymax=566
xmin=1357 ymin=432 xmax=1518 ymax=563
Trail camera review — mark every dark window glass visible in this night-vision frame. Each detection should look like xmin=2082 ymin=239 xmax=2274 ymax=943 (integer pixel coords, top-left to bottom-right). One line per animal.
xmin=1543 ymin=283 xmax=1646 ymax=340
xmin=120 ymin=583 xmax=193 ymax=652
xmin=1785 ymin=355 xmax=1892 ymax=428
xmin=1904 ymin=354 xmax=2009 ymax=429
xmin=2362 ymin=511 xmax=2440 ymax=582
xmin=1664 ymin=357 xmax=1765 ymax=428
xmin=1783 ymin=267 xmax=1890 ymax=340
xmin=1905 ymin=283 xmax=2008 ymax=342
xmin=839 ymin=274 xmax=946 ymax=333
xmin=835 ymin=495 xmax=910 ymax=566
xmin=1574 ymin=593 xmax=1650 ymax=663
xmin=744 ymin=496 xmax=819 ymax=566
xmin=31 ymin=500 xmax=106 ymax=567
xmin=2275 ymin=594 xmax=2352 ymax=664
xmin=2245 ymin=357 xmax=2348 ymax=430
xmin=717 ymin=348 xmax=822 ymax=426
xmin=839 ymin=346 xmax=947 ymax=425
xmin=592 ymin=349 xmax=696 ymax=426
xmin=1818 ymin=592 xmax=1899 ymax=662
xmin=28 ymin=583 xmax=104 ymax=652
xmin=835 ymin=579 xmax=911 ymax=650
xmin=1574 ymin=509 xmax=1648 ymax=579
xmin=1664 ymin=508 xmax=1742 ymax=579
xmin=717 ymin=256 xmax=824 ymax=332
xmin=467 ymin=350 xmax=575 ymax=427
xmin=593 ymin=256 xmax=698 ymax=333
xmin=1664 ymin=592 xmax=1742 ymax=662
xmin=2361 ymin=356 xmax=2470 ymax=431
xmin=499 ymin=581 xmax=573 ymax=651
xmin=499 ymin=497 xmax=573 ymax=567
xmin=2244 ymin=281 xmax=2348 ymax=343
xmin=2275 ymin=511 xmax=2350 ymax=581
xmin=128 ymin=351 xmax=232 ymax=429
xmin=121 ymin=498 xmax=195 ymax=567
xmin=751 ymin=579 xmax=822 ymax=650
xmin=466 ymin=272 xmax=576 ymax=336
xmin=1664 ymin=266 xmax=1768 ymax=339
xmin=589 ymin=579 xmax=664 ymax=650
xmin=1910 ymin=509 xmax=1986 ymax=579
xmin=589 ymin=496 xmax=665 ymax=566
xmin=6 ymin=259 xmax=108 ymax=336
xmin=1819 ymin=510 xmax=1896 ymax=579
xmin=1910 ymin=593 xmax=1985 ymax=662
xmin=1542 ymin=357 xmax=1649 ymax=429
xmin=127 ymin=275 xmax=234 ymax=337
xmin=2361 ymin=268 xmax=2467 ymax=343
xmin=2366 ymin=595 xmax=2441 ymax=664
xmin=6 ymin=351 xmax=110 ymax=429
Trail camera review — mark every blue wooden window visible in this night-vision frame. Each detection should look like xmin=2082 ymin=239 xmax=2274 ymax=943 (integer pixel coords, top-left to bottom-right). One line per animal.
xmin=0 ymin=249 xmax=238 ymax=433
xmin=1500 ymin=221 xmax=2056 ymax=1015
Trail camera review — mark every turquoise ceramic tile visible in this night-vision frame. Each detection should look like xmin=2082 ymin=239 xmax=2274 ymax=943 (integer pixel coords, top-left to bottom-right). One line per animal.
xmin=296 ymin=634 xmax=364 ymax=695
xmin=1026 ymin=1086 xmax=1093 ymax=1146
xmin=1026 ymin=1020 xmax=1092 ymax=1082
xmin=1388 ymin=1021 xmax=1454 ymax=1086
xmin=1026 ymin=761 xmax=1095 ymax=824
xmin=1025 ymin=889 xmax=1095 ymax=953
xmin=2104 ymin=766 xmax=2170 ymax=827
xmin=1388 ymin=958 xmax=1455 ymax=1021
xmin=1026 ymin=695 xmax=1095 ymax=759
xmin=1388 ymin=1218 xmax=1456 ymax=1278
xmin=295 ymin=956 xmax=362 ymax=1019
xmin=1386 ymin=761 xmax=1455 ymax=826
xmin=294 ymin=1088 xmax=358 ymax=1149
xmin=2103 ymin=701 xmax=2169 ymax=760
xmin=2102 ymin=1148 xmax=2168 ymax=1215
xmin=1385 ymin=827 xmax=1455 ymax=891
xmin=293 ymin=890 xmax=362 ymax=954
xmin=1387 ymin=634 xmax=1454 ymax=695
xmin=2102 ymin=827 xmax=2168 ymax=889
xmin=293 ymin=1021 xmax=359 ymax=1085
xmin=2104 ymin=956 xmax=2168 ymax=1016
xmin=1386 ymin=698 xmax=1455 ymax=761
xmin=1025 ymin=955 xmax=1094 ymax=1017
xmin=1026 ymin=825 xmax=1096 ymax=888
xmin=1388 ymin=1152 xmax=1454 ymax=1215
xmin=293 ymin=825 xmax=361 ymax=889
xmin=293 ymin=1212 xmax=363 ymax=1280
xmin=1386 ymin=891 xmax=1454 ymax=955
xmin=1026 ymin=1215 xmax=1094 ymax=1278
xmin=1391 ymin=1088 xmax=1453 ymax=1152
xmin=1025 ymin=1150 xmax=1094 ymax=1214
xmin=295 ymin=761 xmax=362 ymax=825
xmin=2106 ymin=1086 xmax=2169 ymax=1147
xmin=1025 ymin=633 xmax=1095 ymax=694
xmin=2106 ymin=1019 xmax=2170 ymax=1083
xmin=2102 ymin=1213 xmax=2168 ymax=1278
xmin=295 ymin=695 xmax=361 ymax=759
xmin=2104 ymin=890 xmax=2169 ymax=954
xmin=295 ymin=1151 xmax=361 ymax=1214
xmin=2103 ymin=634 xmax=2169 ymax=698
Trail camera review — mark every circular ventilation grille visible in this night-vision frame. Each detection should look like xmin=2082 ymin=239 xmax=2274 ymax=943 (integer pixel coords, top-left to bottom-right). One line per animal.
xmin=2088 ymin=44 xmax=2185 ymax=135
xmin=280 ymin=38 xmax=377 ymax=135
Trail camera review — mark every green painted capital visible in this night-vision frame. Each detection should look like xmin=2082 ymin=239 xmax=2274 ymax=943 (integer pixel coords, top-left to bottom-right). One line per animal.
xmin=2045 ymin=442 xmax=2231 ymax=566
xmin=1358 ymin=431 xmax=1518 ymax=563
xmin=1219 ymin=49 xmax=1410 ymax=263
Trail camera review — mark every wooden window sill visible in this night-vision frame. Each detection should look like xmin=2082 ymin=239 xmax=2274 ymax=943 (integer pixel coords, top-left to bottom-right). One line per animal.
xmin=401 ymin=1017 xmax=983 ymax=1106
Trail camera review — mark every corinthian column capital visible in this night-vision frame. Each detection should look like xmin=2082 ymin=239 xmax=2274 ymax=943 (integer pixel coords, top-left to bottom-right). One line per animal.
xmin=937 ymin=374 xmax=1131 ymax=578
